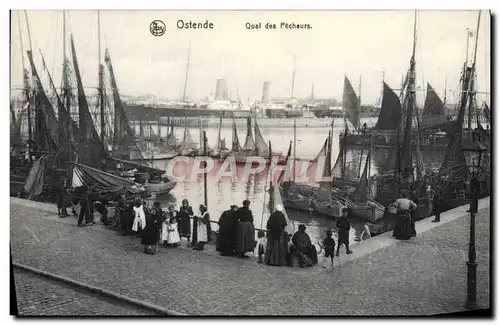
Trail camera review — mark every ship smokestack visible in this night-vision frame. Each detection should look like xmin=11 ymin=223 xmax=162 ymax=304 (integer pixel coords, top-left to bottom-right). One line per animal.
xmin=215 ymin=79 xmax=229 ymax=100
xmin=262 ymin=81 xmax=271 ymax=103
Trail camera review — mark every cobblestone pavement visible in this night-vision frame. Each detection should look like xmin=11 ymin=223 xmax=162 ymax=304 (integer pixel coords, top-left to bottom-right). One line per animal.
xmin=13 ymin=269 xmax=157 ymax=316
xmin=10 ymin=200 xmax=490 ymax=315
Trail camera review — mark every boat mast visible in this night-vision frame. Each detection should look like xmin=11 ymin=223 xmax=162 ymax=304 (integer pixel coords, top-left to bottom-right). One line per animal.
xmin=16 ymin=12 xmax=28 ymax=154
xmin=443 ymin=76 xmax=447 ymax=106
xmin=216 ymin=109 xmax=222 ymax=149
xmin=467 ymin=12 xmax=481 ymax=135
xmin=358 ymin=75 xmax=362 ymax=130
xmin=203 ymin=131 xmax=208 ymax=208
xmin=97 ymin=10 xmax=105 ymax=144
xmin=23 ymin=10 xmax=33 ymax=161
xmin=182 ymin=42 xmax=191 ymax=102
xmin=290 ymin=56 xmax=296 ymax=99
xmin=293 ymin=117 xmax=297 ymax=183
xmin=157 ymin=106 xmax=161 ymax=139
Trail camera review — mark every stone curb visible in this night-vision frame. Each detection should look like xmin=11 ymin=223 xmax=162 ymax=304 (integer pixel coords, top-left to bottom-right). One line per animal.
xmin=13 ymin=262 xmax=187 ymax=316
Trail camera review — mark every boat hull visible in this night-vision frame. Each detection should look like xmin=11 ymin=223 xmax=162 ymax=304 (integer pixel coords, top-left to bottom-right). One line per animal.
xmin=339 ymin=132 xmax=449 ymax=149
xmin=130 ymin=151 xmax=180 ymax=161
xmin=311 ymin=199 xmax=345 ymax=218
xmin=227 ymin=152 xmax=286 ymax=165
xmin=350 ymin=203 xmax=386 ymax=223
xmin=144 ymin=181 xmax=176 ymax=195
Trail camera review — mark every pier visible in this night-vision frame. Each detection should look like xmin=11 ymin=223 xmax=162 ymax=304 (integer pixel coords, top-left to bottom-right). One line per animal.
xmin=11 ymin=196 xmax=490 ymax=315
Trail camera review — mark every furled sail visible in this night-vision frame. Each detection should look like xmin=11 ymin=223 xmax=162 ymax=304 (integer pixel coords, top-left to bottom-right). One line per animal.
xmin=105 ymin=49 xmax=136 ymax=149
xmin=167 ymin=122 xmax=177 ymax=147
xmin=484 ymin=103 xmax=490 ymax=123
xmin=343 ymin=76 xmax=360 ymax=130
xmin=180 ymin=118 xmax=196 ymax=150
xmin=353 ymin=149 xmax=371 ymax=202
xmin=139 ymin=116 xmax=144 ymax=138
xmin=26 ymin=51 xmax=59 ymax=154
xmin=71 ymin=162 xmax=145 ymax=194
xmin=374 ymin=83 xmax=402 ymax=130
xmin=254 ymin=121 xmax=270 ymax=154
xmin=231 ymin=117 xmax=241 ymax=152
xmin=23 ymin=155 xmax=49 ymax=199
xmin=70 ymin=36 xmax=108 ymax=167
xmin=440 ymin=66 xmax=473 ymax=181
xmin=40 ymin=50 xmax=73 ymax=169
xmin=242 ymin=116 xmax=255 ymax=151
xmin=331 ymin=129 xmax=347 ymax=188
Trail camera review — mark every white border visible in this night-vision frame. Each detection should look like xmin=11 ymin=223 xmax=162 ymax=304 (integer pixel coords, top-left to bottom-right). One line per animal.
xmin=2 ymin=1 xmax=498 ymax=324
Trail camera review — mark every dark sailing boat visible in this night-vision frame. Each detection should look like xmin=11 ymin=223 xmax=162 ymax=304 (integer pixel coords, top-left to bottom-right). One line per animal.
xmin=374 ymin=11 xmax=427 ymax=206
xmin=433 ymin=11 xmax=490 ymax=210
xmin=421 ymin=83 xmax=447 ymax=127
xmin=340 ymin=79 xmax=402 ymax=149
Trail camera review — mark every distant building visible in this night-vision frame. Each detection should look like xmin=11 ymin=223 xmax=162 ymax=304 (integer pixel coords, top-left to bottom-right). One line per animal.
xmin=262 ymin=81 xmax=271 ymax=103
xmin=215 ymin=79 xmax=229 ymax=100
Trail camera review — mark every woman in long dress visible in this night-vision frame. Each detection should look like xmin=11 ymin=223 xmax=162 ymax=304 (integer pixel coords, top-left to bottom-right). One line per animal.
xmin=132 ymin=197 xmax=146 ymax=235
xmin=264 ymin=204 xmax=288 ymax=266
xmin=216 ymin=205 xmax=239 ymax=256
xmin=141 ymin=201 xmax=164 ymax=254
xmin=193 ymin=204 xmax=211 ymax=251
xmin=291 ymin=224 xmax=318 ymax=268
xmin=392 ymin=191 xmax=417 ymax=240
xmin=178 ymin=199 xmax=193 ymax=245
xmin=236 ymin=200 xmax=255 ymax=259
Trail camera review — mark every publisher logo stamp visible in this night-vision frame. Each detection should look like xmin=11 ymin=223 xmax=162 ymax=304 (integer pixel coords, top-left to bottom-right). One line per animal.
xmin=150 ymin=20 xmax=166 ymax=36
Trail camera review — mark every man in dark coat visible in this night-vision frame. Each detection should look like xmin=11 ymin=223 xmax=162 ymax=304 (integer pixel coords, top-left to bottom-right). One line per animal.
xmin=85 ymin=187 xmax=98 ymax=225
xmin=77 ymin=187 xmax=89 ymax=227
xmin=216 ymin=205 xmax=239 ymax=256
xmin=95 ymin=191 xmax=112 ymax=225
xmin=336 ymin=208 xmax=352 ymax=256
xmin=431 ymin=187 xmax=442 ymax=223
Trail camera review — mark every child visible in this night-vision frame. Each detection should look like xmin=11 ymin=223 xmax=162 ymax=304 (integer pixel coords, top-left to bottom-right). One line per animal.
xmin=256 ymin=230 xmax=266 ymax=264
xmin=166 ymin=215 xmax=181 ymax=247
xmin=321 ymin=230 xmax=336 ymax=268
xmin=360 ymin=221 xmax=372 ymax=241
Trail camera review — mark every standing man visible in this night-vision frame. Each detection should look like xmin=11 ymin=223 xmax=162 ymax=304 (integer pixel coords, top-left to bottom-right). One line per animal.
xmin=336 ymin=208 xmax=353 ymax=256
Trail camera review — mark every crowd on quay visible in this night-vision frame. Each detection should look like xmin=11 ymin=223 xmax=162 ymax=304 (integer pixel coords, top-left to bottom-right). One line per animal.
xmin=53 ymin=184 xmax=357 ymax=268
xmin=52 ymin=181 xmax=443 ymax=268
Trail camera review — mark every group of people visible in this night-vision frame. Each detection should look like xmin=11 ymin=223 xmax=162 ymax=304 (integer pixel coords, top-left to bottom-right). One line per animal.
xmin=61 ymin=184 xmax=355 ymax=267
xmin=113 ymin=197 xmax=212 ymax=254
xmin=250 ymin=205 xmax=352 ymax=269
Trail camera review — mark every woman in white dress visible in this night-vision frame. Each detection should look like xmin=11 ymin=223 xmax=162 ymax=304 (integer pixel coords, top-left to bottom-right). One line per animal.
xmin=193 ymin=204 xmax=210 ymax=251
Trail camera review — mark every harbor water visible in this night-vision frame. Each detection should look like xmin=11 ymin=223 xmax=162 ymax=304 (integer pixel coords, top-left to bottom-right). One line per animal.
xmin=141 ymin=117 xmax=450 ymax=245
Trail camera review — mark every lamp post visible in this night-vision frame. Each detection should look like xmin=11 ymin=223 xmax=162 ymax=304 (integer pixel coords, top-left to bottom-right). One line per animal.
xmin=462 ymin=134 xmax=487 ymax=310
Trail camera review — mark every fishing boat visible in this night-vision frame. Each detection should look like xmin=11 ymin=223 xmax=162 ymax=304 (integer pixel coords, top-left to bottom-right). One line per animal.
xmin=226 ymin=116 xmax=285 ymax=164
xmin=340 ymin=77 xmax=451 ymax=150
xmin=258 ymin=141 xmax=295 ymax=234
xmin=430 ymin=11 xmax=490 ymax=211
xmin=177 ymin=115 xmax=197 ymax=156
xmin=209 ymin=111 xmax=230 ymax=158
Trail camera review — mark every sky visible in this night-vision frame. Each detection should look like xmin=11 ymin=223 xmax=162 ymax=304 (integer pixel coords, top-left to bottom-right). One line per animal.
xmin=10 ymin=10 xmax=491 ymax=105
